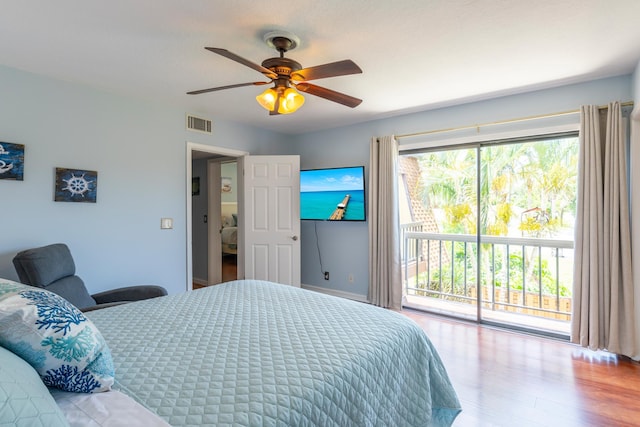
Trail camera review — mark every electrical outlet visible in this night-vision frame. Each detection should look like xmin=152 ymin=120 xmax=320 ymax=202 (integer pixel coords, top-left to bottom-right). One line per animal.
xmin=348 ymin=274 xmax=354 ymax=283
xmin=324 ymin=271 xmax=330 ymax=280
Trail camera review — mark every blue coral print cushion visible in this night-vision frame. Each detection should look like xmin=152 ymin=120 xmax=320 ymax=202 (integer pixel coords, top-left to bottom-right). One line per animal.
xmin=0 ymin=279 xmax=114 ymax=393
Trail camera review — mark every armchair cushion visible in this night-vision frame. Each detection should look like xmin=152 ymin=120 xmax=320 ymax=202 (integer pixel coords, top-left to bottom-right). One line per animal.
xmin=13 ymin=244 xmax=97 ymax=310
xmin=46 ymin=276 xmax=97 ymax=310
xmin=13 ymin=243 xmax=76 ymax=287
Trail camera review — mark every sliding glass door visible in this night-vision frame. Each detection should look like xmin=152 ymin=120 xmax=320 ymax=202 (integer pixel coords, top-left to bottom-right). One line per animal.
xmin=399 ymin=146 xmax=479 ymax=320
xmin=400 ymin=134 xmax=578 ymax=335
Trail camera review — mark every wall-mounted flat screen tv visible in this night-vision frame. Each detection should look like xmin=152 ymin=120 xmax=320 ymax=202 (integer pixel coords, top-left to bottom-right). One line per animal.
xmin=300 ymin=166 xmax=366 ymax=221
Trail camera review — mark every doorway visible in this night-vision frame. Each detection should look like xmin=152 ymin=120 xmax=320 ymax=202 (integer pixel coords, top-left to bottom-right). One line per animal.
xmin=186 ymin=143 xmax=247 ymax=291
xmin=219 ymin=160 xmax=239 ymax=284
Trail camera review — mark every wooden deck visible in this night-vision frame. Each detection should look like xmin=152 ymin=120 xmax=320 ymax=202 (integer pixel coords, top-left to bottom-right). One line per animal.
xmin=329 ymin=194 xmax=350 ymax=220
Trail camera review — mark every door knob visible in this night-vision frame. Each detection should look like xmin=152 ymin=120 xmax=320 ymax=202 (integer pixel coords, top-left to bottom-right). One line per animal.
xmin=291 ymin=235 xmax=298 ymax=241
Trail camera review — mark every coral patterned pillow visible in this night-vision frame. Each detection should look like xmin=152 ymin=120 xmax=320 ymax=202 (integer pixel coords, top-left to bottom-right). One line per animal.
xmin=0 ymin=279 xmax=114 ymax=393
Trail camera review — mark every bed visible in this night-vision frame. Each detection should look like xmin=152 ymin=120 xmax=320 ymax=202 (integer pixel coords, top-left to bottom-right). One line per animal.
xmin=0 ymin=278 xmax=461 ymax=426
xmin=86 ymin=280 xmax=461 ymax=426
xmin=221 ymin=206 xmax=237 ymax=255
xmin=221 ymin=222 xmax=237 ymax=255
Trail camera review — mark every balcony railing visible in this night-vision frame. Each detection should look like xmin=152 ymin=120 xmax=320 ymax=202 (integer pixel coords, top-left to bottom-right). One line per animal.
xmin=401 ymin=225 xmax=574 ymax=325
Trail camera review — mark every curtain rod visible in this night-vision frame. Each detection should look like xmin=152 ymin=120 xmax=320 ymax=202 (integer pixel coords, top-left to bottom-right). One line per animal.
xmin=396 ymin=101 xmax=634 ymax=140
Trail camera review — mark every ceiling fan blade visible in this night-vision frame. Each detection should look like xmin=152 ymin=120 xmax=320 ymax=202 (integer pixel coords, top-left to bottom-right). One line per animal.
xmin=291 ymin=60 xmax=362 ymax=82
xmin=205 ymin=47 xmax=277 ymax=79
xmin=187 ymin=81 xmax=269 ymax=95
xmin=295 ymin=83 xmax=362 ymax=108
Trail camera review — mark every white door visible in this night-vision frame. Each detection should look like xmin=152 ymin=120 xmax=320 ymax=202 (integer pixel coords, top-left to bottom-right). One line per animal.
xmin=242 ymin=155 xmax=300 ymax=287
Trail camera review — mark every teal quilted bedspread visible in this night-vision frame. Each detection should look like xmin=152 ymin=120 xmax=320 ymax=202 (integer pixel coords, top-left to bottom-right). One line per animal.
xmin=87 ymin=280 xmax=461 ymax=426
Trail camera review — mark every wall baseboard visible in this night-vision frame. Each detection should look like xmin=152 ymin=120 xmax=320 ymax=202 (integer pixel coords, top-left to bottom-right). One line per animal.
xmin=301 ymin=284 xmax=369 ymax=304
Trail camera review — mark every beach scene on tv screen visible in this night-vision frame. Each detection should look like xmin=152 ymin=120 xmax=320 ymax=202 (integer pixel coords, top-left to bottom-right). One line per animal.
xmin=300 ymin=167 xmax=365 ymax=221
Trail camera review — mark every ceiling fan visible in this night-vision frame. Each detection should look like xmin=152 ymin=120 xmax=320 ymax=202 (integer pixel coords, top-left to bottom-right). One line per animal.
xmin=187 ymin=31 xmax=363 ymax=115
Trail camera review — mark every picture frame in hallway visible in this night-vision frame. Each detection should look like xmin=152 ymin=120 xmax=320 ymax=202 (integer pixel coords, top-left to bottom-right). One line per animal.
xmin=192 ymin=177 xmax=200 ymax=196
xmin=221 ymin=176 xmax=232 ymax=193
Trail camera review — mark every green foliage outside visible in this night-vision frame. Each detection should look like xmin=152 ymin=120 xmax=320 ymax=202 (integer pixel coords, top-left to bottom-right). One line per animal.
xmin=411 ymin=245 xmax=571 ymax=299
xmin=408 ymin=136 xmax=578 ymax=300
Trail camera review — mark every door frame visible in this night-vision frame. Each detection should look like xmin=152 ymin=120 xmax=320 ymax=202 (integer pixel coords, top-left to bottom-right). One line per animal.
xmin=207 ymin=160 xmax=222 ymax=285
xmin=186 ymin=142 xmax=248 ymax=291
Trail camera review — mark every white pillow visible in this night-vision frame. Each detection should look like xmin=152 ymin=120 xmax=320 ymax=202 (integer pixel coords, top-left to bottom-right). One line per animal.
xmin=222 ymin=215 xmax=234 ymax=227
xmin=0 ymin=279 xmax=114 ymax=393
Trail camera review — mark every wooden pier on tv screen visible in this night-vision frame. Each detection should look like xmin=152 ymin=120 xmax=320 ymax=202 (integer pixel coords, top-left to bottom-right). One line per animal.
xmin=329 ymin=194 xmax=351 ymax=220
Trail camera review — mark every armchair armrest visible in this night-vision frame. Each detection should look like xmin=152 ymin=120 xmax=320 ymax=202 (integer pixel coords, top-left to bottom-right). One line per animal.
xmin=82 ymin=301 xmax=128 ymax=312
xmin=92 ymin=285 xmax=167 ymax=304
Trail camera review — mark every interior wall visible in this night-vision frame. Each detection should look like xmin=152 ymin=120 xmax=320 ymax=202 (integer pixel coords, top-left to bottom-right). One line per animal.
xmin=220 ymin=162 xmax=237 ymax=203
xmin=191 ymin=158 xmax=209 ymax=282
xmin=2 ymin=62 xmax=636 ymax=305
xmin=291 ymin=75 xmax=634 ymax=301
xmin=0 ymin=64 xmax=291 ymax=295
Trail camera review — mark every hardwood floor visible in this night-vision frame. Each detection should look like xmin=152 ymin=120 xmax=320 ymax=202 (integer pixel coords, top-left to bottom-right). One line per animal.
xmin=403 ymin=310 xmax=640 ymax=427
xmin=221 ymin=254 xmax=237 ymax=282
xmin=193 ymin=255 xmax=237 ymax=289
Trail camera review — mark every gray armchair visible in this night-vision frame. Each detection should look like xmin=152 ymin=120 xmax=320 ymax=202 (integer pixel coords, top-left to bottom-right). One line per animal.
xmin=12 ymin=243 xmax=167 ymax=312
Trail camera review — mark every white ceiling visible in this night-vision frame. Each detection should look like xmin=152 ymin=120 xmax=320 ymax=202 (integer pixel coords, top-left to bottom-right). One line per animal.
xmin=2 ymin=1 xmax=639 ymax=135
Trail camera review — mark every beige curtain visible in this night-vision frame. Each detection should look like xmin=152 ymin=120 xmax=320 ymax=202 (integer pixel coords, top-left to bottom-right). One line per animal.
xmin=631 ymin=115 xmax=640 ymax=361
xmin=368 ymin=136 xmax=402 ymax=309
xmin=572 ymin=102 xmax=636 ymax=357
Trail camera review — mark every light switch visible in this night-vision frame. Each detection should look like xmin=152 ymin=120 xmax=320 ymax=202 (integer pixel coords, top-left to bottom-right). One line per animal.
xmin=160 ymin=218 xmax=173 ymax=229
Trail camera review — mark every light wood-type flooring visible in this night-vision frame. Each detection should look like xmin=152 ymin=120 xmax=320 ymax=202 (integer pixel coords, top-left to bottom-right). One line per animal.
xmin=403 ymin=309 xmax=640 ymax=426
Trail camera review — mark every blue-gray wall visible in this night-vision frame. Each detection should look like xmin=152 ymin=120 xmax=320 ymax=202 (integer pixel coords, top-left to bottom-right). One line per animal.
xmin=1 ymin=63 xmax=636 ymax=302
xmin=293 ymin=75 xmax=635 ymax=299
xmin=0 ymin=65 xmax=289 ymax=295
xmin=191 ymin=158 xmax=209 ymax=282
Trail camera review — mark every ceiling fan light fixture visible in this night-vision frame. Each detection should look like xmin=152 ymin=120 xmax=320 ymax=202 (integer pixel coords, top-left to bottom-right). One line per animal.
xmin=256 ymin=87 xmax=278 ymax=111
xmin=278 ymin=87 xmax=305 ymax=114
xmin=256 ymin=86 xmax=305 ymax=115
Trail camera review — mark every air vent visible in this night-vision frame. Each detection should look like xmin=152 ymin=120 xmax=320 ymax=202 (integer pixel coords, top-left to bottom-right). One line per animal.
xmin=186 ymin=114 xmax=212 ymax=134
